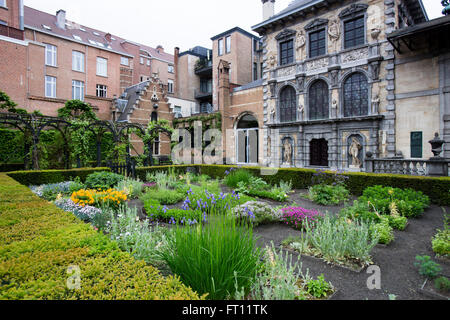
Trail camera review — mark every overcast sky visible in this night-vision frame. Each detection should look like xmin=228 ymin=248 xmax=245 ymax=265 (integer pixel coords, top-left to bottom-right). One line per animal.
xmin=23 ymin=0 xmax=443 ymax=54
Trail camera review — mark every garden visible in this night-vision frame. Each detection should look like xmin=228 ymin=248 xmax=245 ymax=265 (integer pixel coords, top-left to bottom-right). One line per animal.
xmin=2 ymin=164 xmax=448 ymax=300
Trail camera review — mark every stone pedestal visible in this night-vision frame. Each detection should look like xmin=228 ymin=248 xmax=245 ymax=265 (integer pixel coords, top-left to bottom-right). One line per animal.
xmin=426 ymin=158 xmax=449 ymax=177
xmin=348 ymin=165 xmax=362 ymax=172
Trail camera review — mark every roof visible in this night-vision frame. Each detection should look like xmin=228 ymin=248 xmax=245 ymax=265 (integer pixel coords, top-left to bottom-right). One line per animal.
xmin=24 ymin=6 xmax=174 ymax=63
xmin=116 ymin=81 xmax=150 ymax=122
xmin=179 ymin=46 xmax=211 ymax=58
xmin=211 ymin=26 xmax=260 ymax=41
xmin=252 ymin=0 xmax=428 ymax=33
xmin=233 ymin=79 xmax=264 ymax=92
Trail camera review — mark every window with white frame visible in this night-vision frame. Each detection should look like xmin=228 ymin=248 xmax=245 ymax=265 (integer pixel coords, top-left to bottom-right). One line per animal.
xmin=168 ymin=80 xmax=174 ymax=93
xmin=120 ymin=57 xmax=129 ymax=66
xmin=72 ymin=51 xmax=84 ymax=72
xmin=96 ymin=84 xmax=107 ymax=98
xmin=45 ymin=44 xmax=57 ymax=67
xmin=140 ymin=57 xmax=144 ymax=64
xmin=72 ymin=80 xmax=84 ymax=101
xmin=96 ymin=57 xmax=107 ymax=77
xmin=45 ymin=76 xmax=56 ymax=98
xmin=146 ymin=59 xmax=150 ymax=66
xmin=225 ymin=36 xmax=231 ymax=53
xmin=168 ymin=65 xmax=174 ymax=73
xmin=218 ymin=38 xmax=224 ymax=56
xmin=0 ymin=0 xmax=6 ymax=8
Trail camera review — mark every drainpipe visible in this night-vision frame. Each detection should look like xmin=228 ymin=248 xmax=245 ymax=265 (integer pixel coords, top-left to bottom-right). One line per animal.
xmin=19 ymin=0 xmax=24 ymax=30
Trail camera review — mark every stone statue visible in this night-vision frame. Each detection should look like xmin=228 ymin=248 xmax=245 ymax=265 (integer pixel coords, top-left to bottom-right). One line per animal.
xmin=349 ymin=137 xmax=363 ymax=168
xmin=371 ymin=94 xmax=380 ymax=114
xmin=151 ymin=86 xmax=159 ymax=102
xmin=269 ymin=106 xmax=276 ymax=123
xmin=268 ymin=54 xmax=276 ymax=69
xmin=328 ymin=18 xmax=341 ymax=51
xmin=332 ymin=99 xmax=338 ymax=109
xmin=283 ymin=139 xmax=293 ymax=165
xmin=298 ymin=104 xmax=304 ymax=120
xmin=296 ymin=30 xmax=306 ymax=58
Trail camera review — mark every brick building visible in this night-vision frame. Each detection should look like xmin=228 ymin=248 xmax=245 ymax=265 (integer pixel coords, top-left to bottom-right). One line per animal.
xmin=0 ymin=0 xmax=175 ymax=121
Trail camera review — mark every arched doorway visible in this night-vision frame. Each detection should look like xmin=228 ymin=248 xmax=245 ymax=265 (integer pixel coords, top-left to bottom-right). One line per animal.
xmin=236 ymin=114 xmax=259 ymax=164
xmin=310 ymin=138 xmax=328 ymax=167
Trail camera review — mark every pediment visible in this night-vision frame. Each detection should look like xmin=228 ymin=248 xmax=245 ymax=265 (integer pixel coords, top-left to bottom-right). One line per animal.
xmin=304 ymin=18 xmax=329 ymax=31
xmin=339 ymin=3 xmax=369 ymax=19
xmin=275 ymin=28 xmax=297 ymax=41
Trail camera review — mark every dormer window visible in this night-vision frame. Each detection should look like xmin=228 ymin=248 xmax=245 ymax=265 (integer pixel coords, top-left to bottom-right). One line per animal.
xmin=73 ymin=35 xmax=82 ymax=41
xmin=42 ymin=24 xmax=52 ymax=31
xmin=93 ymin=31 xmax=100 ymax=36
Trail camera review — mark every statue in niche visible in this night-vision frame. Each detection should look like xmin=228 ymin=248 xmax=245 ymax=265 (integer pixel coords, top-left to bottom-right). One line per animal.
xmin=282 ymin=138 xmax=293 ymax=165
xmin=296 ymin=30 xmax=306 ymax=58
xmin=269 ymin=105 xmax=276 ymax=123
xmin=298 ymin=104 xmax=304 ymax=120
xmin=332 ymin=99 xmax=338 ymax=110
xmin=370 ymin=61 xmax=381 ymax=81
xmin=349 ymin=136 xmax=363 ymax=168
xmin=371 ymin=94 xmax=380 ymax=114
xmin=328 ymin=18 xmax=341 ymax=51
xmin=268 ymin=54 xmax=276 ymax=69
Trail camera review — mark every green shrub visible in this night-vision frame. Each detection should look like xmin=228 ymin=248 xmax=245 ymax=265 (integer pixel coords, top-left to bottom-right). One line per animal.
xmin=307 ymin=184 xmax=350 ymax=205
xmin=289 ymin=215 xmax=378 ymax=268
xmin=115 ymin=177 xmax=144 ymax=199
xmin=85 ymin=171 xmax=124 ymax=190
xmin=434 ymin=276 xmax=450 ymax=293
xmin=339 ymin=200 xmax=380 ymax=221
xmin=232 ymin=201 xmax=281 ymax=226
xmin=141 ymin=188 xmax=185 ymax=205
xmin=224 ymin=169 xmax=254 ymax=188
xmin=162 ymin=213 xmax=261 ymax=300
xmin=7 ymin=168 xmax=110 ymax=186
xmin=414 ymin=255 xmax=442 ymax=279
xmin=370 ymin=217 xmax=394 ymax=245
xmin=306 ymin=274 xmax=332 ymax=299
xmin=387 ymin=215 xmax=408 ymax=231
xmin=0 ymin=173 xmax=201 ymax=300
xmin=432 ymin=212 xmax=450 ymax=258
xmin=359 ymin=186 xmax=429 ymax=218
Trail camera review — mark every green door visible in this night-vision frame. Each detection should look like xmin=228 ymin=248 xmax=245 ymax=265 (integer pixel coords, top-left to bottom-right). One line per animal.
xmin=411 ymin=132 xmax=423 ymax=158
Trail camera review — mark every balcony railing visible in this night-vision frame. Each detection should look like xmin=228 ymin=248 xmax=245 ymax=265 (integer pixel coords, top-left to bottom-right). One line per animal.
xmin=0 ymin=25 xmax=24 ymax=41
xmin=194 ymin=89 xmax=212 ymax=99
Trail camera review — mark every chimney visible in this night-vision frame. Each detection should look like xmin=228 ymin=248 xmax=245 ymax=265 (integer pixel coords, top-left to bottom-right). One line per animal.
xmin=156 ymin=45 xmax=164 ymax=53
xmin=262 ymin=0 xmax=275 ymax=21
xmin=56 ymin=9 xmax=66 ymax=29
xmin=105 ymin=33 xmax=112 ymax=43
xmin=174 ymin=47 xmax=180 ymax=97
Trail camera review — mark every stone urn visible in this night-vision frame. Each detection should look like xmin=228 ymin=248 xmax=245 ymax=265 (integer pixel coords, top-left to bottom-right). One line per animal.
xmin=371 ymin=27 xmax=381 ymax=41
xmin=429 ymin=133 xmax=445 ymax=158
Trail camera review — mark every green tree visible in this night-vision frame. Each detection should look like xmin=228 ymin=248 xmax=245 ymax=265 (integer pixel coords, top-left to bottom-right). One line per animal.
xmin=443 ymin=0 xmax=450 ymax=15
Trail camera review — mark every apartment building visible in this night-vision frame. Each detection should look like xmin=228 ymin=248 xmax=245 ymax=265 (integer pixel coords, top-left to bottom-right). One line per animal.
xmin=0 ymin=0 xmax=175 ymax=120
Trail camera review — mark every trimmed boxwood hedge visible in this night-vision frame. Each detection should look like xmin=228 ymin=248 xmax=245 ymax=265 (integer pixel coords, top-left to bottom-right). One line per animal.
xmin=0 ymin=163 xmax=24 ymax=173
xmin=6 ymin=168 xmax=112 ymax=186
xmin=0 ymin=173 xmax=201 ymax=300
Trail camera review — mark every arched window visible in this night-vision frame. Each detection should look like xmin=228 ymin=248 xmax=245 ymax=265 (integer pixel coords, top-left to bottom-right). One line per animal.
xmin=279 ymin=86 xmax=297 ymax=123
xmin=308 ymin=80 xmax=329 ymax=120
xmin=343 ymin=73 xmax=368 ymax=117
xmin=151 ymin=111 xmax=158 ymax=122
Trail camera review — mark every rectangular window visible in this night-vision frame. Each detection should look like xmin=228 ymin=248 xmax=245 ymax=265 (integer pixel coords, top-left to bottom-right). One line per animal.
xmin=45 ymin=76 xmax=56 ymax=98
xmin=168 ymin=65 xmax=174 ymax=73
xmin=218 ymin=38 xmax=224 ymax=56
xmin=309 ymin=29 xmax=326 ymax=58
xmin=96 ymin=57 xmax=107 ymax=77
xmin=72 ymin=80 xmax=84 ymax=101
xmin=146 ymin=59 xmax=150 ymax=66
xmin=260 ymin=62 xmax=263 ymax=79
xmin=200 ymin=79 xmax=212 ymax=93
xmin=72 ymin=51 xmax=84 ymax=72
xmin=279 ymin=40 xmax=294 ymax=65
xmin=411 ymin=132 xmax=423 ymax=158
xmin=140 ymin=57 xmax=144 ymax=64
xmin=225 ymin=36 xmax=231 ymax=53
xmin=120 ymin=57 xmax=129 ymax=66
xmin=253 ymin=62 xmax=258 ymax=81
xmin=0 ymin=20 xmax=7 ymax=26
xmin=344 ymin=16 xmax=365 ymax=49
xmin=96 ymin=84 xmax=107 ymax=98
xmin=0 ymin=0 xmax=6 ymax=8
xmin=168 ymin=80 xmax=174 ymax=93
xmin=45 ymin=44 xmax=57 ymax=67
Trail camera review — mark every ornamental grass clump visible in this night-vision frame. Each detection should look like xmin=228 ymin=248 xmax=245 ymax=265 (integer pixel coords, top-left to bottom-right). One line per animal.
xmin=281 ymin=207 xmax=323 ymax=230
xmin=291 ymin=215 xmax=379 ymax=268
xmin=162 ymin=213 xmax=261 ymax=300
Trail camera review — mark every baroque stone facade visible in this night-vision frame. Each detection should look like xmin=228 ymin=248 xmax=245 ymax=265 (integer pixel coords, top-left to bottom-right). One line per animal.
xmin=252 ymin=0 xmax=429 ymax=170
